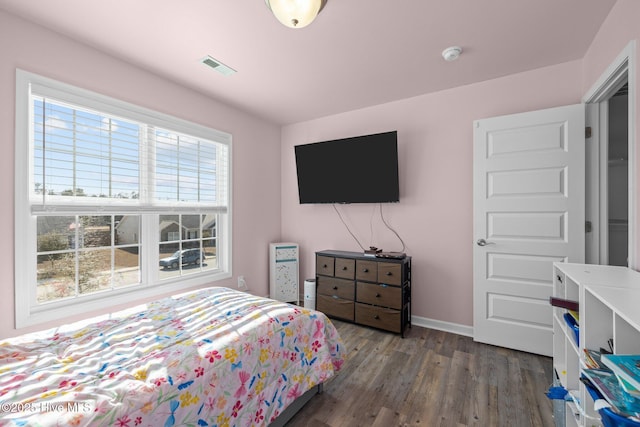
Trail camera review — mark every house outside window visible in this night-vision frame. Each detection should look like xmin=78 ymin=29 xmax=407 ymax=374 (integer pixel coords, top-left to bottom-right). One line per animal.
xmin=167 ymin=231 xmax=180 ymax=242
xmin=15 ymin=70 xmax=232 ymax=328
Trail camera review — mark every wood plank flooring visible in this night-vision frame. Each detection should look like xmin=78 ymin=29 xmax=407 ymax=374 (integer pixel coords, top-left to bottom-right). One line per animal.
xmin=286 ymin=320 xmax=556 ymax=427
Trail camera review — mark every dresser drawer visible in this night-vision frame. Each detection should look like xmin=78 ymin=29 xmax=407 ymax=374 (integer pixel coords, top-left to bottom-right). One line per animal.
xmin=378 ymin=262 xmax=402 ymax=286
xmin=317 ymin=276 xmax=355 ymax=300
xmin=356 ymin=282 xmax=401 ymax=309
xmin=317 ymin=295 xmax=354 ymax=321
xmin=356 ymin=259 xmax=378 ymax=282
xmin=355 ymin=303 xmax=400 ymax=333
xmin=316 ymin=255 xmax=335 ymax=276
xmin=335 ymin=258 xmax=355 ymax=279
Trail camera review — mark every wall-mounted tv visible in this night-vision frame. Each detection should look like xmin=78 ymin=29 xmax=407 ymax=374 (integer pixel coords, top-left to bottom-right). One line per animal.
xmin=294 ymin=131 xmax=399 ymax=204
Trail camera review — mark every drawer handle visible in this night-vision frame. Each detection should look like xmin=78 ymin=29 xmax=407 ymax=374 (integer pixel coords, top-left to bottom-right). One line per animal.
xmin=386 ymin=272 xmax=392 ymax=276
xmin=374 ymin=315 xmax=380 ymax=320
xmin=363 ymin=268 xmax=369 ymax=273
xmin=332 ymin=286 xmax=338 ymax=290
xmin=342 ymin=266 xmax=348 ymax=270
xmin=375 ymin=293 xmax=381 ymax=298
xmin=323 ymin=264 xmax=328 ymax=268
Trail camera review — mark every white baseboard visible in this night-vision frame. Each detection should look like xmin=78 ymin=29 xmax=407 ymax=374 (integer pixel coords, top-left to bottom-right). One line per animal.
xmin=411 ymin=315 xmax=473 ymax=338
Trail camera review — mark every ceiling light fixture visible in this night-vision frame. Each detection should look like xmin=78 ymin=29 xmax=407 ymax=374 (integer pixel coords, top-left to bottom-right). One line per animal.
xmin=442 ymin=46 xmax=462 ymax=62
xmin=265 ymin=0 xmax=327 ymax=28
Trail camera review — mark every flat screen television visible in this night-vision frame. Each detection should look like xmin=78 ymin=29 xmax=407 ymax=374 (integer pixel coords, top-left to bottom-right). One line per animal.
xmin=294 ymin=131 xmax=399 ymax=204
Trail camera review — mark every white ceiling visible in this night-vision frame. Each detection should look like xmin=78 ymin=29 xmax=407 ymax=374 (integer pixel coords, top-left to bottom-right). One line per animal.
xmin=0 ymin=0 xmax=618 ymax=125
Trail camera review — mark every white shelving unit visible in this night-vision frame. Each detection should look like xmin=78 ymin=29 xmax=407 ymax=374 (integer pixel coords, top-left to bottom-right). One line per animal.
xmin=552 ymin=262 xmax=640 ymax=427
xmin=269 ymin=243 xmax=299 ymax=303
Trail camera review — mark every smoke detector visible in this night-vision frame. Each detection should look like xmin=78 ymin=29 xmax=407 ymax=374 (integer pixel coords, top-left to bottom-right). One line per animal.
xmin=442 ymin=46 xmax=462 ymax=62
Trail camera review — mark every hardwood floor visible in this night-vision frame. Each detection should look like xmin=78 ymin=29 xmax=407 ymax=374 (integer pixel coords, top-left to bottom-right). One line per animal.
xmin=286 ymin=320 xmax=556 ymax=427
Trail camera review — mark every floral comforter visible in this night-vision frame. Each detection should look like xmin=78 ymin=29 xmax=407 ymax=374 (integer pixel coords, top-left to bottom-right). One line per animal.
xmin=0 ymin=287 xmax=345 ymax=427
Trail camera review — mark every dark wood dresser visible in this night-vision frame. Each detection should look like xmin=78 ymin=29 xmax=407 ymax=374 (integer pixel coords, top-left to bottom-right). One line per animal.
xmin=315 ymin=250 xmax=411 ymax=337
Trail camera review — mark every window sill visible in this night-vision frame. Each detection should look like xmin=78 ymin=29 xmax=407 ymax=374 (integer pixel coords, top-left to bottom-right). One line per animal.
xmin=17 ymin=270 xmax=231 ymax=329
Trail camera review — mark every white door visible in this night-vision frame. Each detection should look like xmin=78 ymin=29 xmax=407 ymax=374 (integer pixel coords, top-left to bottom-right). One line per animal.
xmin=473 ymin=104 xmax=585 ymax=356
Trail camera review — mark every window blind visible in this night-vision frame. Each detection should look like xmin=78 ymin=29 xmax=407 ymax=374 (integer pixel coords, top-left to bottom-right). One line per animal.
xmin=30 ymin=95 xmax=229 ymax=215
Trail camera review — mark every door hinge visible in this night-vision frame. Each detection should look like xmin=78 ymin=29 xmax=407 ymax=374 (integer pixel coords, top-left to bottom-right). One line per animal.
xmin=585 ymin=221 xmax=592 ymax=233
xmin=585 ymin=126 xmax=592 ymax=138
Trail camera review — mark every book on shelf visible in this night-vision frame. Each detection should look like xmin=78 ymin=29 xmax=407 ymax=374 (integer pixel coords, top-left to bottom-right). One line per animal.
xmin=584 ymin=348 xmax=604 ymax=369
xmin=568 ymin=309 xmax=579 ymax=322
xmin=583 ymin=350 xmax=640 ymax=397
xmin=618 ymin=376 xmax=640 ymax=397
xmin=549 ymin=296 xmax=579 ymax=312
xmin=602 ymin=354 xmax=640 ymax=393
xmin=582 ymin=368 xmax=640 ymax=418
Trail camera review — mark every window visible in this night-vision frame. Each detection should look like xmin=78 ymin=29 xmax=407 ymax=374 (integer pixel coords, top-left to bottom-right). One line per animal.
xmin=15 ymin=70 xmax=232 ymax=328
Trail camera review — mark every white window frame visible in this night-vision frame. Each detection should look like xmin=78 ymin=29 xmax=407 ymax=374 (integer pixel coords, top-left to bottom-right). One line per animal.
xmin=14 ymin=69 xmax=232 ymax=328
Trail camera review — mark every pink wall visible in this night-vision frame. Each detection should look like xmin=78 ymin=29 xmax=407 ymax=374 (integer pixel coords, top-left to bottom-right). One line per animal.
xmin=281 ymin=0 xmax=640 ymax=329
xmin=581 ymin=0 xmax=640 ymax=267
xmin=280 ymin=62 xmax=584 ymax=327
xmin=0 ymin=11 xmax=282 ymax=339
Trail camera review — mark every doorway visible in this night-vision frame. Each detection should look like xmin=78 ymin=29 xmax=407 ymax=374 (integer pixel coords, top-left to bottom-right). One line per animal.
xmin=608 ymin=83 xmax=629 ymax=266
xmin=584 ymin=41 xmax=636 ymax=269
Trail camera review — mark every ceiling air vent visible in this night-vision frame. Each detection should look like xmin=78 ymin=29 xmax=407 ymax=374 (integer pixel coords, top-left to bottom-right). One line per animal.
xmin=200 ymin=56 xmax=236 ymax=76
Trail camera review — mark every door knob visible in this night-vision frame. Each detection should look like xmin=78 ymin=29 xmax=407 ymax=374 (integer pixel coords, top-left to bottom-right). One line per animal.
xmin=476 ymin=239 xmax=494 ymax=246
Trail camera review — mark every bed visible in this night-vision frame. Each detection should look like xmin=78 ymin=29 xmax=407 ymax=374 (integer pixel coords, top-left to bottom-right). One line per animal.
xmin=0 ymin=287 xmax=346 ymax=426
